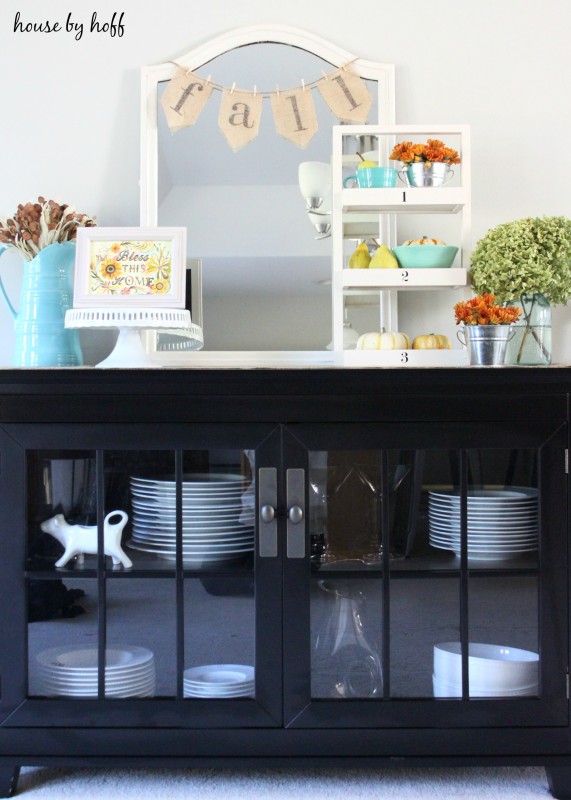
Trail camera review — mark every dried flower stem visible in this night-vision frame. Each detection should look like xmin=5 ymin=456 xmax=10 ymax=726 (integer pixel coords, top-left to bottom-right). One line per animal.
xmin=0 ymin=197 xmax=96 ymax=261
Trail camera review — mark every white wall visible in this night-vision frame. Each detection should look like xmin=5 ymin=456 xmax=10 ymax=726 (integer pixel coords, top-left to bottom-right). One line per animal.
xmin=1 ymin=0 xmax=570 ymax=362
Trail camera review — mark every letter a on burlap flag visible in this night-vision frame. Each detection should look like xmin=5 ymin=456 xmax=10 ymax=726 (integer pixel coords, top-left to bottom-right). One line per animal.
xmin=317 ymin=67 xmax=372 ymax=123
xmin=160 ymin=68 xmax=214 ymax=133
xmin=218 ymin=90 xmax=263 ymax=151
xmin=270 ymin=87 xmax=318 ymax=149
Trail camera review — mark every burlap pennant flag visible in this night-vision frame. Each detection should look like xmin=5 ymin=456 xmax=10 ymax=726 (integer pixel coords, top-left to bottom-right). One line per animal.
xmin=218 ymin=89 xmax=263 ymax=151
xmin=317 ymin=66 xmax=372 ymax=123
xmin=270 ymin=87 xmax=318 ymax=149
xmin=160 ymin=68 xmax=214 ymax=133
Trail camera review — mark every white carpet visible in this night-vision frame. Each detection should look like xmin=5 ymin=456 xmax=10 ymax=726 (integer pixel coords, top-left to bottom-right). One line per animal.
xmin=17 ymin=765 xmax=551 ymax=798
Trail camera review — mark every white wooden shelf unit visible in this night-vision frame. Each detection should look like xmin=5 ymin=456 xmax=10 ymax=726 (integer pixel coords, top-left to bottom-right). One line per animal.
xmin=330 ymin=124 xmax=471 ymax=366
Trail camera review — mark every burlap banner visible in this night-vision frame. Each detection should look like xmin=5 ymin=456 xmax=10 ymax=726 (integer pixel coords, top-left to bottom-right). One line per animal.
xmin=161 ymin=64 xmax=373 ymax=148
xmin=160 ymin=67 xmax=213 ymax=133
xmin=270 ymin=87 xmax=318 ymax=149
xmin=218 ymin=88 xmax=263 ymax=151
xmin=316 ymin=66 xmax=372 ymax=124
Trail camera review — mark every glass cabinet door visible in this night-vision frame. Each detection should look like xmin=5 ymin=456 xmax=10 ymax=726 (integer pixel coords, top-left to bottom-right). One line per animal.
xmin=283 ymin=421 xmax=568 ymax=729
xmin=0 ymin=423 xmax=282 ymax=729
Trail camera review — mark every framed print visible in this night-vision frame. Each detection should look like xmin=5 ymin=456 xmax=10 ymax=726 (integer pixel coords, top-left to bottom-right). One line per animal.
xmin=73 ymin=227 xmax=186 ymax=307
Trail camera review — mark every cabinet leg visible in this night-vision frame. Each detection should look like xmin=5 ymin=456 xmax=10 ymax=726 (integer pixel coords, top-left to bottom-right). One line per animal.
xmin=0 ymin=767 xmax=20 ymax=797
xmin=547 ymin=767 xmax=571 ymax=799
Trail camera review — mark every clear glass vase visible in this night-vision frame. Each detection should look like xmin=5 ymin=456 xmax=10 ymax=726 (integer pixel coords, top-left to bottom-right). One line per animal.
xmin=312 ymin=580 xmax=383 ymax=698
xmin=505 ymin=293 xmax=552 ymax=366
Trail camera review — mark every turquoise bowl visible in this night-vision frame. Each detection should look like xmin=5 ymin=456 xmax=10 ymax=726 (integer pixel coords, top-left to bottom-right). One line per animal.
xmin=392 ymin=245 xmax=458 ymax=269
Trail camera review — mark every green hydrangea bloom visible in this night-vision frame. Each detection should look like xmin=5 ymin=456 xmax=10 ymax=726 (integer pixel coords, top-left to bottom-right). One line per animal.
xmin=470 ymin=216 xmax=571 ymax=305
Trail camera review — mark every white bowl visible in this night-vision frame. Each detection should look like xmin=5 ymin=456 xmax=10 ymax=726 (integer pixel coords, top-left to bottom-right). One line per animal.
xmin=433 ymin=642 xmax=538 ymax=690
xmin=432 ymin=674 xmax=538 ymax=698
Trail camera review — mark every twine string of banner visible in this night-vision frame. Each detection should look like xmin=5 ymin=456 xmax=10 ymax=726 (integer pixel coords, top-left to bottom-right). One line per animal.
xmin=167 ymin=58 xmax=359 ymax=98
xmin=160 ymin=59 xmax=372 ymax=151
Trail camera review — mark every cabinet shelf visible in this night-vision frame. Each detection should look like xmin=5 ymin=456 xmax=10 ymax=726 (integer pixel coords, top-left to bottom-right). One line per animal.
xmin=26 ymin=557 xmax=255 ymax=577
xmin=342 ymin=267 xmax=468 ymax=290
xmin=342 ymin=187 xmax=467 ymax=214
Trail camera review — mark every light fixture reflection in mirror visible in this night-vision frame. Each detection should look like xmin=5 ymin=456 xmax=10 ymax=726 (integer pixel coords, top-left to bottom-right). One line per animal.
xmin=300 ymin=161 xmax=332 ymax=237
xmin=298 ymin=161 xmax=331 ymax=211
xmin=326 ymin=306 xmax=360 ymax=350
xmin=308 ymin=211 xmax=331 ymax=238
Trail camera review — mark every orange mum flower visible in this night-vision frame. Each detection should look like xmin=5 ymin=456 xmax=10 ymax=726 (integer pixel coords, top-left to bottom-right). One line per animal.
xmin=390 ymin=138 xmax=461 ymax=166
xmin=454 ymin=294 xmax=521 ymax=325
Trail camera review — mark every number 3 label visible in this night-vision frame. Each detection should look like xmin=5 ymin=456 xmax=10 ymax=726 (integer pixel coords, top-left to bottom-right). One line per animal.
xmin=401 ymin=351 xmax=409 ymax=364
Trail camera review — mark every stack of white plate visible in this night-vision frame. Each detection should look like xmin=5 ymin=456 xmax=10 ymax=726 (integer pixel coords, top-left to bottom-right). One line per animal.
xmin=36 ymin=645 xmax=155 ymax=698
xmin=183 ymin=664 xmax=255 ymax=698
xmin=127 ymin=473 xmax=254 ymax=567
xmin=428 ymin=487 xmax=538 ymax=561
xmin=433 ymin=642 xmax=539 ymax=697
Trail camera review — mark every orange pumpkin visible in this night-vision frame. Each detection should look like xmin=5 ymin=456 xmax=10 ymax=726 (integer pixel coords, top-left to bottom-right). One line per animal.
xmin=402 ymin=236 xmax=446 ymax=246
xmin=412 ymin=333 xmax=451 ymax=350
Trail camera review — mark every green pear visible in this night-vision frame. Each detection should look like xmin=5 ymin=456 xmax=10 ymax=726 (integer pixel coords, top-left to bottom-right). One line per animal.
xmin=370 ymin=243 xmax=398 ymax=269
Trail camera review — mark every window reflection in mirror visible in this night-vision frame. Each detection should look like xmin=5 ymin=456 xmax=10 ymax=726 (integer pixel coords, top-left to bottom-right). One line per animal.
xmin=156 ymin=44 xmax=378 ymax=351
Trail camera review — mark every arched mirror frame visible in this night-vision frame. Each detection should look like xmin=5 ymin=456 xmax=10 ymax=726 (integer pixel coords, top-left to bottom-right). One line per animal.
xmin=140 ymin=25 xmax=396 ymax=365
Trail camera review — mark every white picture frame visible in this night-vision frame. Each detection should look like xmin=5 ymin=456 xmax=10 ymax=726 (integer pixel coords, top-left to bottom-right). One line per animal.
xmin=73 ymin=226 xmax=186 ymax=308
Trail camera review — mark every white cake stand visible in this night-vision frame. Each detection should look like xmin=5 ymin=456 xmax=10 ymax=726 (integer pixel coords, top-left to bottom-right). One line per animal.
xmin=65 ymin=308 xmax=203 ymax=368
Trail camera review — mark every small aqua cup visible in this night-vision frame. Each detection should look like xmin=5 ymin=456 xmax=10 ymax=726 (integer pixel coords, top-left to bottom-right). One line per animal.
xmin=344 ymin=166 xmax=398 ymax=189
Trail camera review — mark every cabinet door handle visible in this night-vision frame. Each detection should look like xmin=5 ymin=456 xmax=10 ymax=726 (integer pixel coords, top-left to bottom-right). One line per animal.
xmin=260 ymin=504 xmax=275 ymax=523
xmin=286 ymin=468 xmax=305 ymax=559
xmin=258 ymin=467 xmax=277 ymax=558
xmin=288 ymin=505 xmax=303 ymax=525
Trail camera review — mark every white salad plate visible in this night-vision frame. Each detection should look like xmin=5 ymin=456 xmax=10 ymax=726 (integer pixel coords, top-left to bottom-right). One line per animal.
xmin=36 ymin=661 xmax=154 ymax=680
xmin=37 ymin=645 xmax=154 ymax=672
xmin=183 ymin=686 xmax=254 ymax=698
xmin=131 ymin=472 xmax=247 ymax=486
xmin=38 ymin=675 xmax=156 ymax=692
xmin=184 ymin=664 xmax=255 ymax=684
xmin=428 ymin=488 xmax=538 ymax=558
xmin=182 ymin=664 xmax=254 ymax=697
xmin=132 ymin=508 xmax=252 ymax=522
xmin=130 ymin=530 xmax=255 ymax=543
xmin=428 ymin=487 xmax=538 ymax=501
xmin=36 ymin=644 xmax=156 ymax=699
xmin=131 ymin=520 xmax=254 ymax=534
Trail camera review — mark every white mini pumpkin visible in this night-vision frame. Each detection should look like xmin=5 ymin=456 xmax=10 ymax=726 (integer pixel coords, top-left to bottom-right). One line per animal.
xmin=356 ymin=330 xmax=411 ymax=350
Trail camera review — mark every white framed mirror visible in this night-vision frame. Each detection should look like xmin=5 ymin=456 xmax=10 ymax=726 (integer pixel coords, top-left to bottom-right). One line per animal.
xmin=140 ymin=25 xmax=395 ymax=364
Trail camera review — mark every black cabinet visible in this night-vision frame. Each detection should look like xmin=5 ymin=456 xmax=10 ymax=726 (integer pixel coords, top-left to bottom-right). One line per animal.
xmin=0 ymin=368 xmax=569 ymax=798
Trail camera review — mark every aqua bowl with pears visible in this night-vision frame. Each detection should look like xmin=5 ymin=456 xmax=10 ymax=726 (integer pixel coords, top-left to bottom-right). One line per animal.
xmin=392 ymin=244 xmax=458 ymax=269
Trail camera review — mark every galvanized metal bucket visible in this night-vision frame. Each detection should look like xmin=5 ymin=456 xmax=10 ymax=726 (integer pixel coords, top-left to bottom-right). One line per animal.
xmin=457 ymin=325 xmax=515 ymax=366
xmin=398 ymin=162 xmax=454 ymax=188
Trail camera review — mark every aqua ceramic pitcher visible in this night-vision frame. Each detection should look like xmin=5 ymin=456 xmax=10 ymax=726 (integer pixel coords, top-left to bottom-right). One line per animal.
xmin=0 ymin=241 xmax=83 ymax=366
